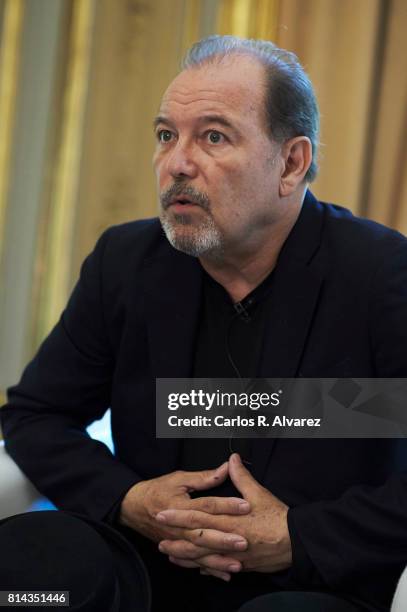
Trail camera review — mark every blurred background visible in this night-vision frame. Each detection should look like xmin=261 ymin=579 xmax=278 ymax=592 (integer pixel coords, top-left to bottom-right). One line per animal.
xmin=0 ymin=0 xmax=406 ymax=403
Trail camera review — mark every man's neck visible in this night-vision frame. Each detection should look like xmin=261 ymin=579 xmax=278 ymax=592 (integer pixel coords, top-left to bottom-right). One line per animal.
xmin=199 ymin=199 xmax=302 ymax=303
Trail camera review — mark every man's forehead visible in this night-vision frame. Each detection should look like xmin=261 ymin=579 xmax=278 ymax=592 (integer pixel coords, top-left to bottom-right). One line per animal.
xmin=158 ymin=55 xmax=265 ymax=118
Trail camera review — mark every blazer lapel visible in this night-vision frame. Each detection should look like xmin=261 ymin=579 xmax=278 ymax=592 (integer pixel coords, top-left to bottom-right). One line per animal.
xmin=143 ymin=246 xmax=203 ymax=378
xmin=252 ymin=191 xmax=326 ymax=483
xmin=141 ymin=243 xmax=203 ymax=472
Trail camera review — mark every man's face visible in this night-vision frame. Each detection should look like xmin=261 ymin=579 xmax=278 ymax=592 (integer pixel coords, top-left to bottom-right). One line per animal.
xmin=153 ymin=55 xmax=282 ymax=258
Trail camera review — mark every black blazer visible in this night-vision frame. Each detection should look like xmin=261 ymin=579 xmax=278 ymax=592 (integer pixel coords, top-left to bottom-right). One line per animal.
xmin=2 ymin=191 xmax=407 ymax=611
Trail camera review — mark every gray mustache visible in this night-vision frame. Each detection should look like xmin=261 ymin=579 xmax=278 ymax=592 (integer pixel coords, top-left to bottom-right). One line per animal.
xmin=160 ymin=184 xmax=210 ymax=211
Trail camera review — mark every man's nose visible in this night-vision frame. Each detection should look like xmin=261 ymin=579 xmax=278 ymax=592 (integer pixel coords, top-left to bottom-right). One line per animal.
xmin=166 ymin=140 xmax=198 ymax=179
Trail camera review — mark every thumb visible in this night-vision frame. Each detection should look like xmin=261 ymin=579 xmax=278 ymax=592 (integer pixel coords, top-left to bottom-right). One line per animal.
xmin=181 ymin=461 xmax=229 ymax=492
xmin=229 ymin=453 xmax=260 ymax=499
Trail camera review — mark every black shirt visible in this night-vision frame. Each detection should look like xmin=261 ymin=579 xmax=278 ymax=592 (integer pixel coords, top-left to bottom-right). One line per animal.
xmin=180 ymin=267 xmax=275 ymax=489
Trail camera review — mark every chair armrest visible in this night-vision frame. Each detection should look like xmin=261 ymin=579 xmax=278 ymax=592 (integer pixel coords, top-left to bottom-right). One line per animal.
xmin=0 ymin=441 xmax=41 ymax=519
xmin=0 ymin=410 xmax=113 ymax=520
xmin=391 ymin=566 xmax=407 ymax=612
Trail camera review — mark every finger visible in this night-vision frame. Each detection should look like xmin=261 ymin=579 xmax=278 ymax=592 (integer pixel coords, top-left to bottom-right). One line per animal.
xmin=188 ymin=553 xmax=242 ymax=574
xmin=168 ymin=557 xmax=234 ymax=583
xmin=159 ymin=534 xmax=246 ymax=558
xmin=159 ymin=539 xmax=213 ymax=559
xmin=188 ymin=495 xmax=250 ymax=515
xmin=188 ymin=529 xmax=247 ymax=552
xmin=180 ymin=462 xmax=229 ymax=492
xmin=161 ymin=540 xmax=242 ymax=562
xmin=228 ymin=453 xmax=261 ymax=498
xmin=168 ymin=557 xmax=200 ymax=569
xmin=156 ymin=508 xmax=217 ymax=530
xmin=200 ymin=568 xmax=231 ymax=582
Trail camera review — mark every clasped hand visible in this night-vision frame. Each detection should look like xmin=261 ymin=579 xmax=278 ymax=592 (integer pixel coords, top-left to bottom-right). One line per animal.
xmin=120 ymin=453 xmax=292 ymax=581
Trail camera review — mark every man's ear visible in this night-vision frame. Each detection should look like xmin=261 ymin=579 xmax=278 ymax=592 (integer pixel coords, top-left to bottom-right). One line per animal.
xmin=279 ymin=136 xmax=313 ymax=197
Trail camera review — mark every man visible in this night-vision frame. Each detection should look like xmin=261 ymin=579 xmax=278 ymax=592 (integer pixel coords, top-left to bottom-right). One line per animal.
xmin=1 ymin=35 xmax=407 ymax=612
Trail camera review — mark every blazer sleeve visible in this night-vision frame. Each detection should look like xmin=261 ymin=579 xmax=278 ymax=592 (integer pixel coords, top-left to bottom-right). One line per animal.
xmin=0 ymin=228 xmax=141 ymax=522
xmin=287 ymin=242 xmax=407 ymax=602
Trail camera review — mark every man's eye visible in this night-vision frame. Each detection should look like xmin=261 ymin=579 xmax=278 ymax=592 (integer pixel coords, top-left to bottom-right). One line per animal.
xmin=157 ymin=130 xmax=173 ymax=143
xmin=207 ymin=131 xmax=224 ymax=144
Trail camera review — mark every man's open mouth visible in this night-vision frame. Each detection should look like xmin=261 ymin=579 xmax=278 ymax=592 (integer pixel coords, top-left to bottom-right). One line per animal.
xmin=172 ymin=198 xmax=194 ymax=205
xmin=168 ymin=197 xmax=200 ymax=208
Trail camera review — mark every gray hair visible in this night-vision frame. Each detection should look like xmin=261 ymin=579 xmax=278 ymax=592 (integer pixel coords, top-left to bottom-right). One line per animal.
xmin=182 ymin=35 xmax=319 ymax=183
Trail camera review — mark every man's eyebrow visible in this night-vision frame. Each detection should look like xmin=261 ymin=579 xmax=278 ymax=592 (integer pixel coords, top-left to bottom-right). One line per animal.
xmin=197 ymin=115 xmax=236 ymax=130
xmin=153 ymin=115 xmax=174 ymax=130
xmin=152 ymin=114 xmax=237 ymax=131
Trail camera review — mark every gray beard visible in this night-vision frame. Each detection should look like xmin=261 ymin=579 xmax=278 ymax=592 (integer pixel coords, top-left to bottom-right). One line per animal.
xmin=160 ymin=211 xmax=223 ymax=258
